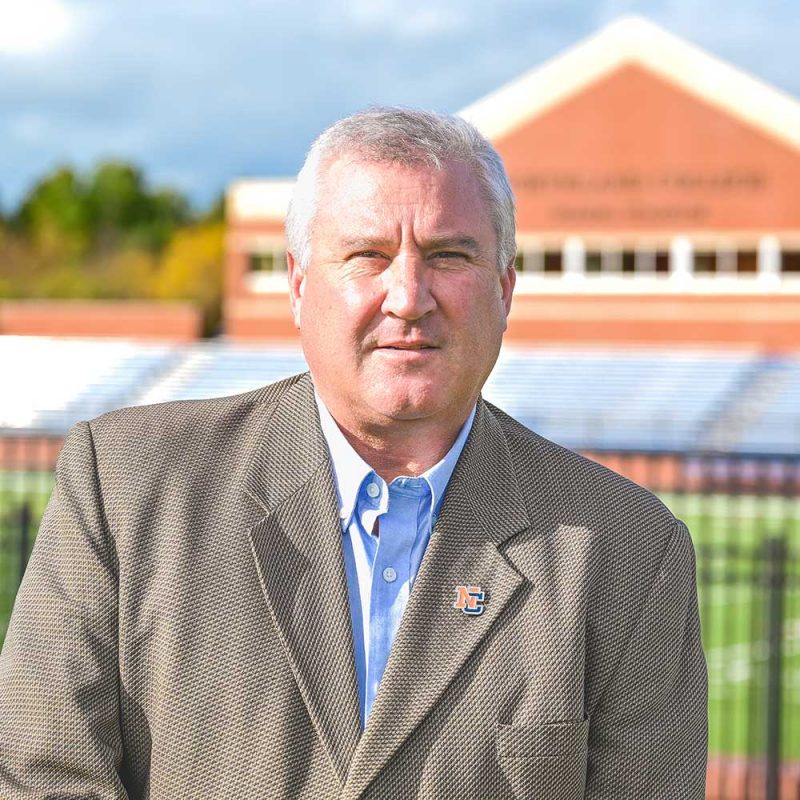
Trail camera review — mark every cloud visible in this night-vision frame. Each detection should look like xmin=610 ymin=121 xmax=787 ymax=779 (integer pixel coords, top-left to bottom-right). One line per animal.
xmin=0 ymin=0 xmax=797 ymax=212
xmin=0 ymin=0 xmax=78 ymax=56
xmin=341 ymin=0 xmax=466 ymax=40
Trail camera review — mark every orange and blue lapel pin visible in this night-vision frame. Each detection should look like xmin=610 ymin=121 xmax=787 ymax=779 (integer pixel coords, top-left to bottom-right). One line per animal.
xmin=454 ymin=585 xmax=485 ymax=615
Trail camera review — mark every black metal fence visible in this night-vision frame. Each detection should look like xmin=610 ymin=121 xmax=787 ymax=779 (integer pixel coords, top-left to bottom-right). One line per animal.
xmin=1 ymin=433 xmax=799 ymax=799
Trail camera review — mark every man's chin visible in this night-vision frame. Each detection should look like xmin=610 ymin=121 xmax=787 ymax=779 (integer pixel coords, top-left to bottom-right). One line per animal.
xmin=366 ymin=385 xmax=445 ymax=423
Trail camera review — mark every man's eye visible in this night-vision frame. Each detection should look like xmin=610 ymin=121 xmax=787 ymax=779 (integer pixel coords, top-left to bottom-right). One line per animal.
xmin=353 ymin=251 xmax=385 ymax=260
xmin=431 ymin=251 xmax=467 ymax=260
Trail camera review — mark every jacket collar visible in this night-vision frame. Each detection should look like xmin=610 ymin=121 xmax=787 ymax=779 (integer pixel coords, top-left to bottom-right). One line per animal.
xmin=244 ymin=373 xmax=362 ymax=786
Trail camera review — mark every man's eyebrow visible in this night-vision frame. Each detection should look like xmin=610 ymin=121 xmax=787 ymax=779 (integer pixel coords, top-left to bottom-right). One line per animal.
xmin=424 ymin=235 xmax=482 ymax=254
xmin=337 ymin=234 xmax=484 ymax=254
xmin=338 ymin=236 xmax=396 ymax=252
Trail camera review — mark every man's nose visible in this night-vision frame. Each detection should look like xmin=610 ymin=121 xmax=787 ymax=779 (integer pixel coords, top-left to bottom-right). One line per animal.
xmin=380 ymin=253 xmax=437 ymax=320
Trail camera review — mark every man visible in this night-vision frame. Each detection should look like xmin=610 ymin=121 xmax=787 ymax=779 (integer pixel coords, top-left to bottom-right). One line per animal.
xmin=0 ymin=108 xmax=707 ymax=798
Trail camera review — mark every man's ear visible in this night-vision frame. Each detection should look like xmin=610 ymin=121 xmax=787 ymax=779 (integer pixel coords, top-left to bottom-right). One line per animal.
xmin=500 ymin=262 xmax=516 ymax=319
xmin=287 ymin=251 xmax=305 ymax=329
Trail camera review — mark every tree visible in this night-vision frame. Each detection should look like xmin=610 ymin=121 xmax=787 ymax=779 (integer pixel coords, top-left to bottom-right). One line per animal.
xmin=155 ymin=222 xmax=224 ymax=334
xmin=3 ymin=159 xmax=222 ymax=326
xmin=86 ymin=162 xmax=190 ymax=254
xmin=202 ymin=192 xmax=225 ymax=224
xmin=13 ymin=167 xmax=91 ymax=260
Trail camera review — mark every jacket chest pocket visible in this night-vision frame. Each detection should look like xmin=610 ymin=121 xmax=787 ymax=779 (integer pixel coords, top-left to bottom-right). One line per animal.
xmin=496 ymin=718 xmax=589 ymax=799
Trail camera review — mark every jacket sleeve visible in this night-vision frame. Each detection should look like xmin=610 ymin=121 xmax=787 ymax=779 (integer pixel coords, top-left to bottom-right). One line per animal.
xmin=585 ymin=518 xmax=708 ymax=798
xmin=0 ymin=421 xmax=129 ymax=799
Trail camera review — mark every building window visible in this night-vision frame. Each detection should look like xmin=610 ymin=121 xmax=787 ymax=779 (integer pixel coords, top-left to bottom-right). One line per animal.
xmin=543 ymin=251 xmax=563 ymax=273
xmin=585 ymin=251 xmax=602 ymax=273
xmin=248 ymin=251 xmax=286 ymax=273
xmin=737 ymin=251 xmax=758 ymax=273
xmin=782 ymin=251 xmax=800 ymax=273
xmin=511 ymin=245 xmax=790 ymax=277
xmin=584 ymin=248 xmax=625 ymax=273
xmin=622 ymin=252 xmax=636 ymax=273
xmin=513 ymin=247 xmax=545 ymax=272
xmin=716 ymin=247 xmax=737 ymax=274
xmin=631 ymin=249 xmax=669 ymax=274
xmin=694 ymin=251 xmax=717 ymax=273
xmin=602 ymin=249 xmax=622 ymax=272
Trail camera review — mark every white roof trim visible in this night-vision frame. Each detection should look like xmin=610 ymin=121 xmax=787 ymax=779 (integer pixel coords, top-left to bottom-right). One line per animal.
xmin=227 ymin=179 xmax=295 ymax=222
xmin=459 ymin=15 xmax=800 ymax=152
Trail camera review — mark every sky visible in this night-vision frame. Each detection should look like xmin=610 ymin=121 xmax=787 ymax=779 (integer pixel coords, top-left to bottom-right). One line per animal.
xmin=0 ymin=0 xmax=797 ymax=212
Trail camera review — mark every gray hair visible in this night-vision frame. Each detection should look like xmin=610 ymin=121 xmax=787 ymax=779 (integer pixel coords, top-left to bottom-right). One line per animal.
xmin=285 ymin=107 xmax=516 ymax=272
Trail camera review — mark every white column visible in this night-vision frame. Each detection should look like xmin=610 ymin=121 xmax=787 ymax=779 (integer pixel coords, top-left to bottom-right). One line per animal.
xmin=563 ymin=236 xmax=585 ymax=278
xmin=670 ymin=236 xmax=693 ymax=283
xmin=757 ymin=236 xmax=781 ymax=284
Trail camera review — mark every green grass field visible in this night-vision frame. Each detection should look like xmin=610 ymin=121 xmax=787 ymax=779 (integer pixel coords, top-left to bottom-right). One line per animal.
xmin=659 ymin=491 xmax=800 ymax=761
xmin=1 ymin=473 xmax=799 ymax=760
xmin=0 ymin=469 xmax=53 ymax=643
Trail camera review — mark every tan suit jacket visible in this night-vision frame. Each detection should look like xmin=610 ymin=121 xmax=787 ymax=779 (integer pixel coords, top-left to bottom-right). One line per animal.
xmin=0 ymin=372 xmax=707 ymax=798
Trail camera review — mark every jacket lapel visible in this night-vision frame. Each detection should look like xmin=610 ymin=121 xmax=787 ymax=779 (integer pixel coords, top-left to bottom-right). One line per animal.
xmin=244 ymin=374 xmax=361 ymax=786
xmin=344 ymin=401 xmax=530 ymax=799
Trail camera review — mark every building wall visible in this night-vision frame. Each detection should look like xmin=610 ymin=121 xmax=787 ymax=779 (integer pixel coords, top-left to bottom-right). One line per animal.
xmin=506 ymin=294 xmax=800 ymax=352
xmin=0 ymin=300 xmax=203 ymax=341
xmin=222 ymin=61 xmax=800 ymax=348
xmin=496 ymin=64 xmax=800 ymax=234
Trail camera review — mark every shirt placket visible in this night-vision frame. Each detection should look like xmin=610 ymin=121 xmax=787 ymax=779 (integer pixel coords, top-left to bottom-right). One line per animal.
xmin=364 ymin=479 xmax=429 ymax=721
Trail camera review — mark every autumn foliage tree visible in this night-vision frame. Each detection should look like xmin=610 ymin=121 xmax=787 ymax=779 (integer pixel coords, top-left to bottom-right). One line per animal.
xmin=1 ymin=161 xmax=224 ymax=333
xmin=156 ymin=222 xmax=225 ymax=334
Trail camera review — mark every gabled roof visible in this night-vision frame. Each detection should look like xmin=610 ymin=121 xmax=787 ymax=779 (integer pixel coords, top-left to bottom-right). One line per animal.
xmin=459 ymin=16 xmax=800 ymax=152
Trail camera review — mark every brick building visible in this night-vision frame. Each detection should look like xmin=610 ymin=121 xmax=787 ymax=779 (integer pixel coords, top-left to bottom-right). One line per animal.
xmin=224 ymin=17 xmax=800 ymax=350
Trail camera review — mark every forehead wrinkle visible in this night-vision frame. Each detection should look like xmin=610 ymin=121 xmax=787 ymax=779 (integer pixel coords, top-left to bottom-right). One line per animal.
xmin=338 ymin=235 xmax=398 ymax=251
xmin=314 ymin=158 xmax=497 ymax=261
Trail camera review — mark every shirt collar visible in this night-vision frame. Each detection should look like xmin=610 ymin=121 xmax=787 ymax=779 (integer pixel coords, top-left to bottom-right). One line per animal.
xmin=423 ymin=404 xmax=475 ymax=525
xmin=315 ymin=393 xmax=374 ymax=527
xmin=315 ymin=392 xmax=476 ymax=529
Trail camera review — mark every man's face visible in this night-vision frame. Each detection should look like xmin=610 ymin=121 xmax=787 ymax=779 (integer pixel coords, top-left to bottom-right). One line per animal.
xmin=288 ymin=155 xmax=515 ymax=434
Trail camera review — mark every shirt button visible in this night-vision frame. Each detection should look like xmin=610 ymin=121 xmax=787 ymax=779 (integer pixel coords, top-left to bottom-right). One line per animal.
xmin=366 ymin=482 xmax=380 ymax=498
xmin=382 ymin=567 xmax=397 ymax=583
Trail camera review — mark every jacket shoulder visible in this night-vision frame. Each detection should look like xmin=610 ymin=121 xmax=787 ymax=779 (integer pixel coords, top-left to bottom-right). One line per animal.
xmin=486 ymin=401 xmax=677 ymax=533
xmin=86 ymin=372 xmax=304 ymax=447
xmin=64 ymin=372 xmax=307 ymax=502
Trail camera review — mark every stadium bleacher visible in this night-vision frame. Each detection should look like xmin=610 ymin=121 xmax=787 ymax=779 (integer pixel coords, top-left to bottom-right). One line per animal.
xmin=484 ymin=347 xmax=758 ymax=452
xmin=0 ymin=336 xmax=178 ymax=433
xmin=2 ymin=336 xmax=798 ymax=455
xmin=135 ymin=342 xmax=307 ymax=406
xmin=733 ymin=357 xmax=800 ymax=455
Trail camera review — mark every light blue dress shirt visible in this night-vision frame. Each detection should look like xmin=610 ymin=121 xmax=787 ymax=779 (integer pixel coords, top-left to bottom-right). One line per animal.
xmin=316 ymin=394 xmax=476 ymax=729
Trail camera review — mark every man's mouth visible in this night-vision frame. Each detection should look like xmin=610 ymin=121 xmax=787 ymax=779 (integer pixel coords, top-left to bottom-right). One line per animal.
xmin=381 ymin=344 xmax=436 ymax=350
